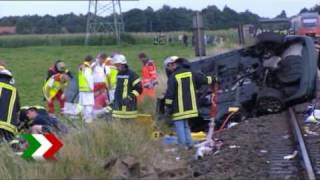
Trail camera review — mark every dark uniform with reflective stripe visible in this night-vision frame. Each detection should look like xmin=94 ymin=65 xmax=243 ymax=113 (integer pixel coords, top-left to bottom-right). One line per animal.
xmin=112 ymin=67 xmax=142 ymax=119
xmin=165 ymin=66 xmax=212 ymax=120
xmin=0 ymin=74 xmax=20 ymax=141
xmin=19 ymin=106 xmax=48 ymax=131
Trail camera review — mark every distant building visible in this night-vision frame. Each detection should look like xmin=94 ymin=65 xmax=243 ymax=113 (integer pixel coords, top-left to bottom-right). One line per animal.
xmin=0 ymin=26 xmax=16 ymax=35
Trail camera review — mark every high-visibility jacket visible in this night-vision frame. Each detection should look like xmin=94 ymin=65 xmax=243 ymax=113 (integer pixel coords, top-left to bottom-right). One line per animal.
xmin=43 ymin=74 xmax=66 ymax=101
xmin=105 ymin=65 xmax=118 ymax=90
xmin=164 ymin=66 xmax=212 ymax=121
xmin=0 ymin=76 xmax=20 ymax=135
xmin=78 ymin=62 xmax=93 ymax=92
xmin=141 ymin=60 xmax=157 ymax=88
xmin=112 ymin=68 xmax=142 ymax=119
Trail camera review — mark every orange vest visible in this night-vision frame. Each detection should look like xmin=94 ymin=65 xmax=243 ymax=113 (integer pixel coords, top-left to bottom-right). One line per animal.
xmin=141 ymin=60 xmax=157 ymax=86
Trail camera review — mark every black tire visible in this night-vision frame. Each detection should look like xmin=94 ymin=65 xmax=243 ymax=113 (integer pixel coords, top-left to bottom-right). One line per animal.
xmin=256 ymin=32 xmax=285 ymax=44
xmin=256 ymin=88 xmax=284 ymax=114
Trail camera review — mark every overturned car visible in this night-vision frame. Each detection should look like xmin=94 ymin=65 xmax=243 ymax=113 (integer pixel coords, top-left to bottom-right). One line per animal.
xmin=159 ymin=33 xmax=318 ymax=131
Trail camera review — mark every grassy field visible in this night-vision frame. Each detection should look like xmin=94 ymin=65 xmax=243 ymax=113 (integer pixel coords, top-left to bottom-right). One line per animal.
xmin=1 ymin=44 xmax=197 ymax=106
xmin=0 ymin=40 xmax=237 ymax=178
xmin=0 ymin=29 xmax=239 ymax=48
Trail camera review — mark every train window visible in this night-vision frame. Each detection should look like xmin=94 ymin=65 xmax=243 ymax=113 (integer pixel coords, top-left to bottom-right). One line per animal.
xmin=302 ymin=18 xmax=318 ymax=28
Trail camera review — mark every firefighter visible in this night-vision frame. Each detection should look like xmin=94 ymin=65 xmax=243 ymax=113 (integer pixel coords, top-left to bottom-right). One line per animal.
xmin=19 ymin=106 xmax=68 ymax=134
xmin=43 ymin=73 xmax=70 ymax=115
xmin=137 ymin=52 xmax=158 ymax=104
xmin=0 ymin=61 xmax=20 ymax=145
xmin=111 ymin=54 xmax=142 ymax=119
xmin=78 ymin=55 xmax=95 ymax=123
xmin=163 ymin=56 xmax=213 ymax=148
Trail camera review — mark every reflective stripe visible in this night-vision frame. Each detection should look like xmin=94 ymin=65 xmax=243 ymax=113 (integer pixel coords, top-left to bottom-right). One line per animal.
xmin=173 ymin=109 xmax=198 ymax=117
xmin=176 ymin=75 xmax=184 ymax=113
xmin=112 ymin=110 xmax=138 ymax=119
xmin=0 ymin=87 xmax=2 ymax=97
xmin=173 ymin=72 xmax=198 ymax=120
xmin=207 ymin=76 xmax=212 ymax=84
xmin=165 ymin=99 xmax=173 ymax=105
xmin=0 ymin=82 xmax=16 ymax=124
xmin=132 ymin=90 xmax=140 ymax=97
xmin=172 ymin=112 xmax=198 ymax=120
xmin=7 ymin=88 xmax=16 ymax=123
xmin=112 ymin=114 xmax=137 ymax=119
xmin=132 ymin=78 xmax=141 ymax=86
xmin=122 ymin=79 xmax=128 ymax=99
xmin=0 ymin=121 xmax=17 ymax=134
xmin=122 ymin=79 xmax=128 ymax=112
xmin=0 ymin=82 xmax=15 ymax=90
xmin=190 ymin=76 xmax=197 ymax=112
xmin=175 ymin=72 xmax=193 ymax=114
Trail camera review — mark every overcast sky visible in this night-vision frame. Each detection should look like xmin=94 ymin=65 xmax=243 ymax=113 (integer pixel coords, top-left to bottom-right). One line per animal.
xmin=0 ymin=0 xmax=318 ymax=18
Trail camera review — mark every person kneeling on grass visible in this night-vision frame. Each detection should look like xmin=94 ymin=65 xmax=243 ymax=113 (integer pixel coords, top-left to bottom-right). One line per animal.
xmin=19 ymin=106 xmax=68 ymax=134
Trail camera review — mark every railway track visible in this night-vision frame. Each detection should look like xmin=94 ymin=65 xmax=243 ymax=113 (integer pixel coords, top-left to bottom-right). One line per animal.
xmin=269 ymin=107 xmax=320 ymax=180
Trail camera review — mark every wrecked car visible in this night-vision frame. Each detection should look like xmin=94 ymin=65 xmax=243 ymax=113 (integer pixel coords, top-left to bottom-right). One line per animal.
xmin=158 ymin=32 xmax=318 ymax=131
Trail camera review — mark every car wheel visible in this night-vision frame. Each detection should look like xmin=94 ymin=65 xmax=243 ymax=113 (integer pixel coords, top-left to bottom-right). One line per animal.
xmin=256 ymin=88 xmax=284 ymax=114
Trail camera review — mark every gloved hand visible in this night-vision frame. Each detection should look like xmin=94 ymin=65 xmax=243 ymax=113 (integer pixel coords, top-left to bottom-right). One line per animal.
xmin=164 ymin=106 xmax=172 ymax=125
xmin=152 ymin=80 xmax=158 ymax=86
xmin=143 ymin=83 xmax=152 ymax=89
xmin=122 ymin=96 xmax=133 ymax=105
xmin=164 ymin=106 xmax=172 ymax=117
xmin=61 ymin=93 xmax=65 ymax=100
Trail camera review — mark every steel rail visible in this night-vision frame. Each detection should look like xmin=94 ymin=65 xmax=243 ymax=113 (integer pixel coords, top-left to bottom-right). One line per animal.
xmin=288 ymin=107 xmax=316 ymax=180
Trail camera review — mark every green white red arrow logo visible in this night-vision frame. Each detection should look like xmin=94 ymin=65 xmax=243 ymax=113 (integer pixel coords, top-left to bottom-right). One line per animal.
xmin=21 ymin=133 xmax=63 ymax=160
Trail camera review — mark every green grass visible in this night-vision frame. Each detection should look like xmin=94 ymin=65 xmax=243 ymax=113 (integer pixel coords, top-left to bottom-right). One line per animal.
xmin=0 ymin=44 xmax=195 ymax=106
xmin=0 ymin=121 xmax=167 ymax=178
xmin=0 ymin=41 xmax=235 ymax=178
xmin=0 ymin=29 xmax=239 ymax=48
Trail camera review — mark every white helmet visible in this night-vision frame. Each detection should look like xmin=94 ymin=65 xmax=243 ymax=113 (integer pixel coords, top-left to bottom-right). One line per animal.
xmin=0 ymin=66 xmax=13 ymax=77
xmin=0 ymin=66 xmax=15 ymax=84
xmin=164 ymin=56 xmax=179 ymax=67
xmin=112 ymin=54 xmax=127 ymax=64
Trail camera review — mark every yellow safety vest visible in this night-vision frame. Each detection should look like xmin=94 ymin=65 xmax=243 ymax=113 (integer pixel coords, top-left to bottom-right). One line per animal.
xmin=43 ymin=75 xmax=64 ymax=101
xmin=78 ymin=62 xmax=92 ymax=92
xmin=106 ymin=66 xmax=118 ymax=90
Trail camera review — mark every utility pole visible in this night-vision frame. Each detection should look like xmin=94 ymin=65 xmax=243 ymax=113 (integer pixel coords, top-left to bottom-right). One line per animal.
xmin=193 ymin=12 xmax=206 ymax=57
xmin=85 ymin=0 xmax=124 ymax=45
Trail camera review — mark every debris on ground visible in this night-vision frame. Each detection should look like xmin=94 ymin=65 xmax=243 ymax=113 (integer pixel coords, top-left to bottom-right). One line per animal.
xmin=190 ymin=113 xmax=285 ymax=179
xmin=304 ymin=126 xmax=319 ymax=136
xmin=194 ymin=139 xmax=224 ymax=160
xmin=283 ymin=150 xmax=298 ymax=160
xmin=229 ymin=145 xmax=241 ymax=149
xmin=104 ymin=155 xmax=191 ymax=179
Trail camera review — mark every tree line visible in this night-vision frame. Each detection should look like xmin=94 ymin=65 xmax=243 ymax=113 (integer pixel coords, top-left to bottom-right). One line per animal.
xmin=0 ymin=4 xmax=319 ymax=34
